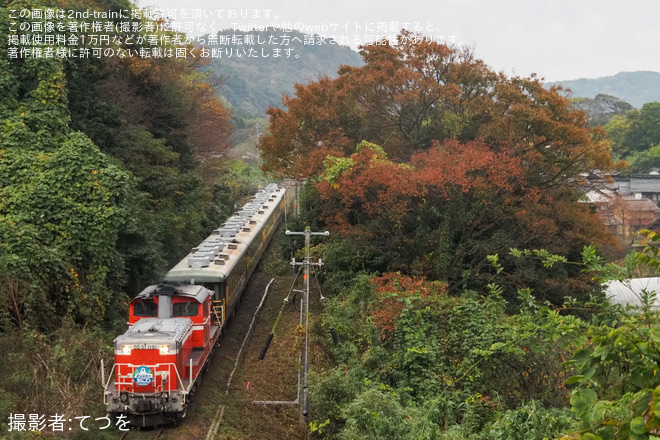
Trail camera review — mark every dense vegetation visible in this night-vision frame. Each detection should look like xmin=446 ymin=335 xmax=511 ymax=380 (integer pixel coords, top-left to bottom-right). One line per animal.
xmin=307 ymin=245 xmax=660 ymax=439
xmin=572 ymin=94 xmax=633 ymax=127
xmin=2 ymin=0 xmax=660 ymax=435
xmin=604 ymin=102 xmax=660 ymax=171
xmin=0 ymin=0 xmax=232 ymax=327
xmin=260 ymin=31 xmax=619 ymax=304
xmin=259 ymin=32 xmax=660 ymax=439
xmin=0 ymin=0 xmax=268 ymax=435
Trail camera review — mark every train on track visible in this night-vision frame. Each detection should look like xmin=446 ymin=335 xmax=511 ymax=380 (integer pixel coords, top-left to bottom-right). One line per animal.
xmin=102 ymin=183 xmax=290 ymax=426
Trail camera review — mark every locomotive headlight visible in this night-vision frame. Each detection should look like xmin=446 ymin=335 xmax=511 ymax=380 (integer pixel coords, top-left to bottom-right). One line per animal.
xmin=121 ymin=345 xmax=131 ymax=355
xmin=159 ymin=345 xmax=170 ymax=355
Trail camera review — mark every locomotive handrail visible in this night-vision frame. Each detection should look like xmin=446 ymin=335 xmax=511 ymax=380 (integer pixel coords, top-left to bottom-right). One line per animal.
xmin=102 ymin=361 xmax=192 ymax=402
xmin=101 ymin=361 xmax=116 ymax=394
xmin=212 ymin=300 xmax=225 ymax=326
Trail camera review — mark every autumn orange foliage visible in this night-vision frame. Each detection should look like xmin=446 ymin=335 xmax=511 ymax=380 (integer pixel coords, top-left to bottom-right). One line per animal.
xmin=261 ymin=31 xmax=619 ymax=300
xmin=259 ymin=31 xmax=612 ymax=184
xmin=369 ymin=273 xmax=447 ymax=338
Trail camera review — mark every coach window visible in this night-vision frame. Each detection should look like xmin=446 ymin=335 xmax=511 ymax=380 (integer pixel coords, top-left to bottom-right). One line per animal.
xmin=173 ymin=300 xmax=199 ymax=317
xmin=133 ymin=299 xmax=157 ymax=317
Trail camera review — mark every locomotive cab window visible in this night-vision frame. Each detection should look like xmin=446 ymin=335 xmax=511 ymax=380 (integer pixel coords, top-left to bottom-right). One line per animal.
xmin=173 ymin=301 xmax=199 ymax=317
xmin=133 ymin=299 xmax=157 ymax=317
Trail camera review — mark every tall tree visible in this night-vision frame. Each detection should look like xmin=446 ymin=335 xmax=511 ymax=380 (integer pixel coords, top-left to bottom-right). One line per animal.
xmin=571 ymin=94 xmax=633 ymax=127
xmin=0 ymin=0 xmax=235 ymax=326
xmin=625 ymin=102 xmax=660 ymax=153
xmin=259 ymin=31 xmax=612 ymax=184
xmin=262 ymin=32 xmax=617 ymax=301
xmin=0 ymin=34 xmax=131 ymax=328
xmin=604 ymin=102 xmax=660 ymax=171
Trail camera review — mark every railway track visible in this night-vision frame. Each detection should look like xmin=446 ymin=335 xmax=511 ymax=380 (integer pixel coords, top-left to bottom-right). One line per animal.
xmin=204 ymin=278 xmax=275 ymax=440
xmin=118 ymin=426 xmax=163 ymax=440
xmin=187 ymin=267 xmax=305 ymax=439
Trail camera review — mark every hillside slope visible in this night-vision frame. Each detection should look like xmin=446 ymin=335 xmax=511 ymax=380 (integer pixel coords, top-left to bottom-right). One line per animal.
xmin=545 ymin=71 xmax=660 ymax=108
xmin=202 ymin=29 xmax=363 ymax=117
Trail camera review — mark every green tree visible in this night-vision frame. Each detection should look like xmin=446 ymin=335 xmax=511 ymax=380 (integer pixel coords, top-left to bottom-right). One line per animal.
xmin=626 ymin=102 xmax=660 ymax=153
xmin=572 ymin=94 xmax=634 ymax=127
xmin=604 ymin=102 xmax=660 ymax=171
xmin=0 ymin=39 xmax=131 ymax=327
xmin=605 ymin=114 xmax=634 ymax=159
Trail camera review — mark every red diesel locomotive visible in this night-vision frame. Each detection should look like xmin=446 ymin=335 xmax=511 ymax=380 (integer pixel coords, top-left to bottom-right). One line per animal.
xmin=102 ymin=183 xmax=289 ymax=426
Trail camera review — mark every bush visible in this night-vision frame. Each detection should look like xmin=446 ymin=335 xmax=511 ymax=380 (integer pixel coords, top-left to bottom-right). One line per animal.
xmin=483 ymin=401 xmax=577 ymax=440
xmin=0 ymin=322 xmax=114 ymax=435
xmin=312 ymin=272 xmax=585 ymax=438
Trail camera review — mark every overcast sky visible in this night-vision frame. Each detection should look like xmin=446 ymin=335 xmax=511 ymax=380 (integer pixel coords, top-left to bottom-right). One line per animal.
xmin=140 ymin=0 xmax=659 ymax=82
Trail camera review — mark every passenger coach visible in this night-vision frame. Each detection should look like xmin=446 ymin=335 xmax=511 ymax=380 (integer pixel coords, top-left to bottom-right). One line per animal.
xmin=164 ymin=183 xmax=287 ymax=328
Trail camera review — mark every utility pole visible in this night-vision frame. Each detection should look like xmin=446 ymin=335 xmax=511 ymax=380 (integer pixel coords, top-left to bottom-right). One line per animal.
xmin=294 ymin=179 xmax=300 ymax=218
xmin=285 ymin=227 xmax=329 ymax=424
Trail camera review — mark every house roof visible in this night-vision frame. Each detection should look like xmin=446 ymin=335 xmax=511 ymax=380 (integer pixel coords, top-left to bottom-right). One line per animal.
xmin=620 ymin=198 xmax=660 ymax=213
xmin=583 ymin=188 xmax=614 ymax=203
xmin=613 ymin=175 xmax=660 ymax=194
